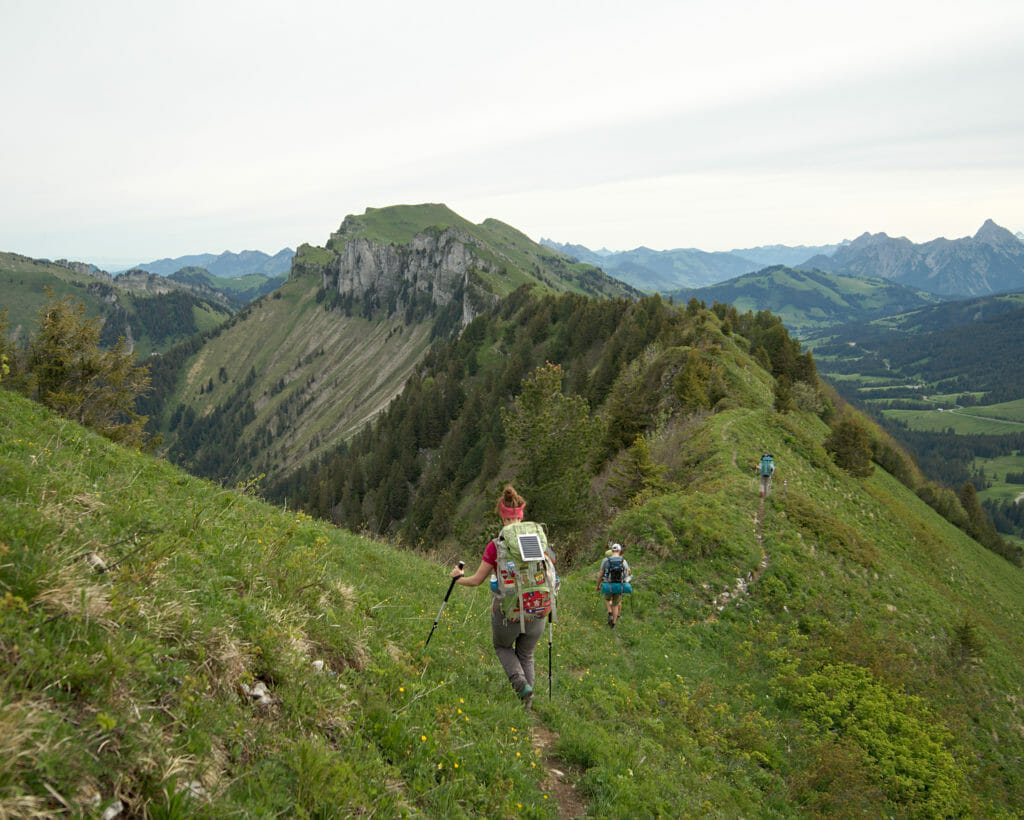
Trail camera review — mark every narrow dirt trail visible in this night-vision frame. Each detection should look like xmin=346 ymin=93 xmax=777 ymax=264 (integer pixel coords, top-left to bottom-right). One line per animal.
xmin=705 ymin=418 xmax=770 ymax=618
xmin=529 ymin=720 xmax=587 ymax=819
xmin=525 ymin=415 xmax=773 ymax=817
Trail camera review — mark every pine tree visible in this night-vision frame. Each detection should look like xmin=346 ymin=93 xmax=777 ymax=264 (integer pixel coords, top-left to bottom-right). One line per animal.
xmin=824 ymin=415 xmax=875 ymax=477
xmin=609 ymin=434 xmax=668 ymax=505
xmin=774 ymin=376 xmax=795 ymax=414
xmin=949 ymin=619 xmax=985 ymax=669
xmin=673 ymin=349 xmax=709 ymax=411
xmin=25 ymin=293 xmax=152 ymax=448
xmin=501 ymin=362 xmax=600 ymax=528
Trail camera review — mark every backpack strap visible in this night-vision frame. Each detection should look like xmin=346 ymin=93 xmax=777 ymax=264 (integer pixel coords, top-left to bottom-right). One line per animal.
xmin=498 ymin=529 xmax=528 ymax=634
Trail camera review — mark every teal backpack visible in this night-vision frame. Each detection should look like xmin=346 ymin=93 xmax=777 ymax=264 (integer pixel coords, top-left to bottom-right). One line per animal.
xmin=601 ymin=555 xmax=633 ymax=595
xmin=490 ymin=521 xmax=558 ymax=631
xmin=760 ymin=454 xmax=774 ymax=477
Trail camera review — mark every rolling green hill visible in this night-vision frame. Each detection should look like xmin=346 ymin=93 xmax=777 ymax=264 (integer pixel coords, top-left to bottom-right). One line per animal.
xmin=4 ymin=337 xmax=1024 ymax=816
xmin=1 ymin=252 xmax=234 ymax=358
xmin=668 ymin=265 xmax=943 ymax=336
xmin=168 ymin=267 xmax=286 ymax=307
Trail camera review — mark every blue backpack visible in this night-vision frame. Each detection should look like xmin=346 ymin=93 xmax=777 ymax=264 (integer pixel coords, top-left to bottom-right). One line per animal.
xmin=760 ymin=455 xmax=774 ymax=477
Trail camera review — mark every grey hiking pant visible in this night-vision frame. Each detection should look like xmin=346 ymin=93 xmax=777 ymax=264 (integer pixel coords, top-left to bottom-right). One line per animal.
xmin=491 ymin=606 xmax=545 ymax=694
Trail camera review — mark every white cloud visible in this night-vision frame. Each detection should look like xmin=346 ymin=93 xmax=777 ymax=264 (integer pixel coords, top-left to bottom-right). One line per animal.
xmin=1 ymin=0 xmax=1022 ymax=261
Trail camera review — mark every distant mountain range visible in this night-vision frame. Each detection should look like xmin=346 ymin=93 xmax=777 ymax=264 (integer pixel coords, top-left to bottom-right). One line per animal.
xmin=806 ymin=220 xmax=1024 ymax=297
xmin=540 ymin=239 xmax=843 ymax=291
xmin=119 ymin=248 xmax=294 ymax=278
xmin=548 ymin=220 xmax=1024 ymax=299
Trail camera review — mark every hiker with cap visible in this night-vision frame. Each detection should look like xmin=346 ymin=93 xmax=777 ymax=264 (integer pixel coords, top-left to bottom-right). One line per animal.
xmin=598 ymin=543 xmax=631 ymax=627
xmin=450 ymin=484 xmax=556 ymax=707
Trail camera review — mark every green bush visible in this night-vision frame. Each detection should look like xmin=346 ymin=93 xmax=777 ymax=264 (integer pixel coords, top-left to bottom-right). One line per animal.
xmin=788 ymin=662 xmax=966 ymax=816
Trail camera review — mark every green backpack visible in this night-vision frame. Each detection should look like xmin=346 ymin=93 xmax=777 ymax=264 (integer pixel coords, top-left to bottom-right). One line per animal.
xmin=491 ymin=521 xmax=558 ymax=631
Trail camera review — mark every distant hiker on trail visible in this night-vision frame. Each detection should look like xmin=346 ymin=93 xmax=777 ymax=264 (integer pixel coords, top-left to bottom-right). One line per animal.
xmin=450 ymin=485 xmax=557 ymax=708
xmin=597 ymin=543 xmax=631 ymax=628
xmin=755 ymin=453 xmax=775 ymax=497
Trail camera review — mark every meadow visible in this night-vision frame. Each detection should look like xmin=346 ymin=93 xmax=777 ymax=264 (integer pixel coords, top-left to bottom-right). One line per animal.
xmin=4 ymin=386 xmax=1024 ymax=817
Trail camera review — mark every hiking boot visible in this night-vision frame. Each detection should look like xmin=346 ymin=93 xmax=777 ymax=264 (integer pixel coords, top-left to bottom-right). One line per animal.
xmin=607 ymin=613 xmax=614 ymax=626
xmin=519 ymin=683 xmax=533 ymax=702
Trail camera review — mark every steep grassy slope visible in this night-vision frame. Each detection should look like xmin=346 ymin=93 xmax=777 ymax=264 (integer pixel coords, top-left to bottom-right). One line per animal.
xmin=6 ymin=327 xmax=1024 ymax=815
xmin=2 ymin=388 xmax=567 ymax=817
xmin=148 ymin=271 xmax=437 ymax=486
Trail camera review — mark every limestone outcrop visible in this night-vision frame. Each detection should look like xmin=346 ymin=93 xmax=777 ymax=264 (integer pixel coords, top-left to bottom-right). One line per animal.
xmin=304 ymin=225 xmax=503 ymax=326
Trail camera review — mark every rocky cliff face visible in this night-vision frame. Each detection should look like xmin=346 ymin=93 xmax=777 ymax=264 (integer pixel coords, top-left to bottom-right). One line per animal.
xmin=315 ymin=226 xmax=502 ymax=325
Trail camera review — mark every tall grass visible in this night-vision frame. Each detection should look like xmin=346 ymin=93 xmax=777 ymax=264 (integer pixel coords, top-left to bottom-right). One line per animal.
xmin=4 ymin=388 xmax=1024 ymax=816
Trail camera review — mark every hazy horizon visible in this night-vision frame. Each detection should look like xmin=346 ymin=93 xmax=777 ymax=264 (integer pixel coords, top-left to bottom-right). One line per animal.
xmin=3 ymin=1 xmax=1022 ymax=263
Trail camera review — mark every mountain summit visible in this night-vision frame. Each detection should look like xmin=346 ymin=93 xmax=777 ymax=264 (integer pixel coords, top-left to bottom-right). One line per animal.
xmin=974 ymin=217 xmax=1020 ymax=250
xmin=806 ymin=220 xmax=1024 ymax=297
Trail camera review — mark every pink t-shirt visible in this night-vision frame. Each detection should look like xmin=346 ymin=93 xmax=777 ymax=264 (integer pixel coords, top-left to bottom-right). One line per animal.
xmin=482 ymin=541 xmax=497 ymax=567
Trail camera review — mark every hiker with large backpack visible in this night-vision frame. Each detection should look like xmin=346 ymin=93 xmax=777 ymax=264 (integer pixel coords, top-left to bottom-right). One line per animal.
xmin=449 ymin=485 xmax=557 ymax=708
xmin=755 ymin=453 xmax=775 ymax=497
xmin=597 ymin=543 xmax=631 ymax=627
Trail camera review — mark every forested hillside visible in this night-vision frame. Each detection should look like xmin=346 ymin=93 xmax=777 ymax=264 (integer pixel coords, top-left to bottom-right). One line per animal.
xmin=808 ymin=292 xmax=1024 ymax=544
xmin=268 ymin=287 xmax=1018 ymax=572
xmin=269 ymin=291 xmax=818 ymax=557
xmin=147 ymin=204 xmax=639 ymax=489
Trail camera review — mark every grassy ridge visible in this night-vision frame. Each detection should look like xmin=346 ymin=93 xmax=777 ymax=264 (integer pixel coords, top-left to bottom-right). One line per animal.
xmin=323 ymin=203 xmax=636 ymax=302
xmin=1 ymin=253 xmax=113 ymax=339
xmin=1 ymin=252 xmax=234 ymax=358
xmin=5 ymin=381 xmax=1024 ymax=816
xmin=670 ymin=266 xmax=941 ymax=335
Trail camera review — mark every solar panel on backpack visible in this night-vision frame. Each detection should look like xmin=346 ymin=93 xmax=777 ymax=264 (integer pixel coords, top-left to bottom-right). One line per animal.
xmin=516 ymin=533 xmax=545 ymax=562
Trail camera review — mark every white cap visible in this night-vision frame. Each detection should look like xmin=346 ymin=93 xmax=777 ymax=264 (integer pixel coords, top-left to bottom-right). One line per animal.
xmin=611 ymin=543 xmax=622 ymax=552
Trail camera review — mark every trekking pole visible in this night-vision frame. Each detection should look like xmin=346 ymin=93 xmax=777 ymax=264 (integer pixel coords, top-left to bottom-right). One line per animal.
xmin=425 ymin=561 xmax=464 ymax=648
xmin=547 ymin=612 xmax=553 ymax=699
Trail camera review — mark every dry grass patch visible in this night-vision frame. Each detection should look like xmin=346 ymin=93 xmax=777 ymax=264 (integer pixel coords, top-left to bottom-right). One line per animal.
xmin=0 ymin=699 xmax=63 ymax=818
xmin=34 ymin=575 xmax=112 ymax=627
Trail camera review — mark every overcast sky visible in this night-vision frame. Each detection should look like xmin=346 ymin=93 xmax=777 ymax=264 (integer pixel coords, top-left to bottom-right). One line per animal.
xmin=2 ymin=0 xmax=1022 ymax=267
